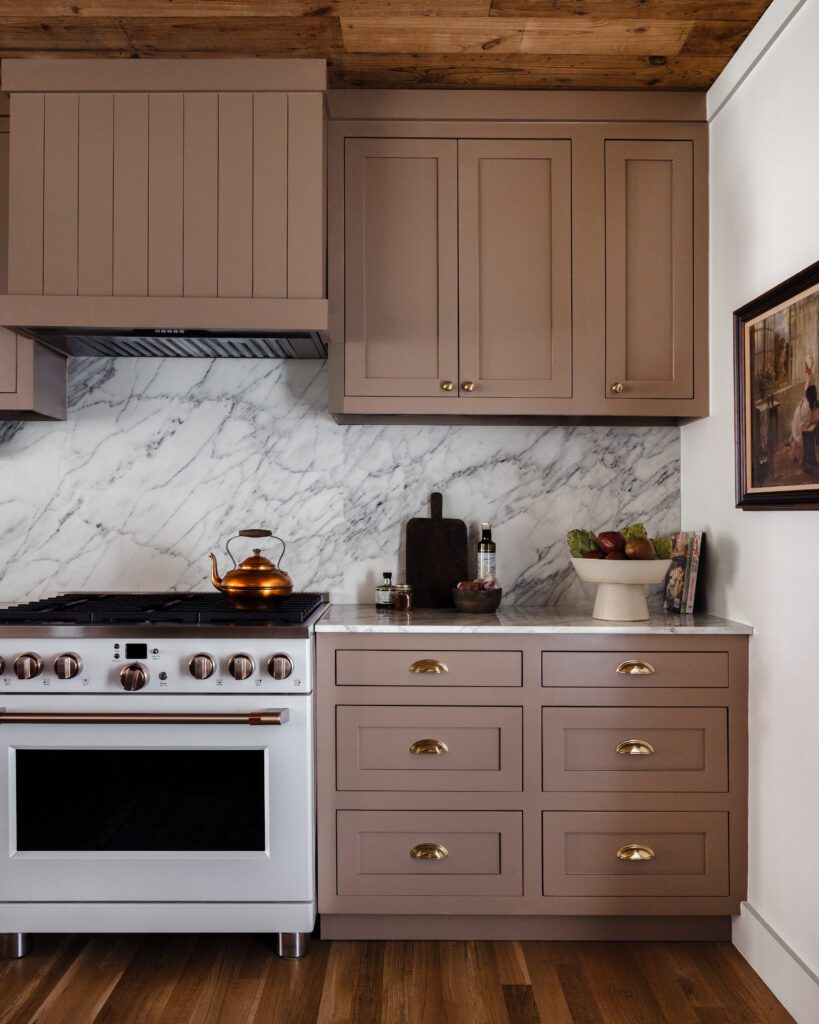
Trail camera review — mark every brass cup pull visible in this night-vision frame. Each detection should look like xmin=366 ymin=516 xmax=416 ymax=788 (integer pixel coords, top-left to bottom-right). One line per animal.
xmin=409 ymin=659 xmax=449 ymax=675
xmin=461 ymin=381 xmax=476 ymax=392
xmin=410 ymin=843 xmax=449 ymax=861
xmin=617 ymin=844 xmax=656 ymax=862
xmin=610 ymin=382 xmax=624 ymax=394
xmin=616 ymin=659 xmax=655 ymax=676
xmin=440 ymin=380 xmax=454 ymax=392
xmin=616 ymin=739 xmax=655 ymax=756
xmin=410 ymin=738 xmax=449 ymax=755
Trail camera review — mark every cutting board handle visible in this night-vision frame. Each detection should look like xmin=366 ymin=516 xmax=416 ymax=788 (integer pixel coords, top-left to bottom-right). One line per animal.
xmin=430 ymin=492 xmax=443 ymax=520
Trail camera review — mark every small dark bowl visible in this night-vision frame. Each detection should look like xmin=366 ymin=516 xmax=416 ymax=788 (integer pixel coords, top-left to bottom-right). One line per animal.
xmin=452 ymin=587 xmax=503 ymax=614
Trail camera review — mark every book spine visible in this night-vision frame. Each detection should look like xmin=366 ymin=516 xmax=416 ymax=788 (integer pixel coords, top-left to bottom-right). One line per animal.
xmin=670 ymin=532 xmax=688 ymax=613
xmin=680 ymin=535 xmax=695 ymax=613
xmin=685 ymin=533 xmax=702 ymax=614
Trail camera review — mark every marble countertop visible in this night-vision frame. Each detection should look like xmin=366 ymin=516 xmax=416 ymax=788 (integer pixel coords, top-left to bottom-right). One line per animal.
xmin=316 ymin=605 xmax=753 ymax=635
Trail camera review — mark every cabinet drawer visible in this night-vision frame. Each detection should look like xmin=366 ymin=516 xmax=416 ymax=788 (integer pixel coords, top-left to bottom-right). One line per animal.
xmin=337 ymin=648 xmax=522 ymax=687
xmin=542 ymin=707 xmax=727 ymax=792
xmin=337 ymin=705 xmax=522 ymax=792
xmin=542 ymin=650 xmax=728 ymax=688
xmin=542 ymin=811 xmax=729 ymax=897
xmin=338 ymin=810 xmax=523 ymax=897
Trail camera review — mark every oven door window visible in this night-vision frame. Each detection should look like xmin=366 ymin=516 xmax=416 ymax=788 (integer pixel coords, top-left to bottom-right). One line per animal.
xmin=15 ymin=750 xmax=266 ymax=852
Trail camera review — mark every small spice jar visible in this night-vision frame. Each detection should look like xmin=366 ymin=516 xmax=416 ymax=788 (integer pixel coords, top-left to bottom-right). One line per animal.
xmin=390 ymin=583 xmax=414 ymax=611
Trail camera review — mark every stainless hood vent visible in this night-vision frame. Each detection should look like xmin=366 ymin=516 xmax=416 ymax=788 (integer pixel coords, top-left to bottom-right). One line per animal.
xmin=18 ymin=329 xmax=328 ymax=360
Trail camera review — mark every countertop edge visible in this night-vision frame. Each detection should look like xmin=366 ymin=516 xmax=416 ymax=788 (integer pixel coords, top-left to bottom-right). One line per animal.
xmin=315 ymin=605 xmax=754 ymax=635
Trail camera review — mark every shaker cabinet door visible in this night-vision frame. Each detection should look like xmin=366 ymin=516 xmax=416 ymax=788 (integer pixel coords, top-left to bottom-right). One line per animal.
xmin=344 ymin=138 xmax=459 ymax=398
xmin=605 ymin=139 xmax=695 ymax=401
xmin=458 ymin=140 xmax=572 ymax=400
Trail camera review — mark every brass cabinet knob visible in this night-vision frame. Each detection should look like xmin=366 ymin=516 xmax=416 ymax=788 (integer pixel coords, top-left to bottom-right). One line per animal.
xmin=440 ymin=380 xmax=454 ymax=392
xmin=409 ymin=659 xmax=449 ymax=674
xmin=54 ymin=653 xmax=83 ymax=680
xmin=616 ymin=739 xmax=655 ymax=756
xmin=14 ymin=652 xmax=44 ymax=680
xmin=616 ymin=659 xmax=655 ymax=675
xmin=610 ymin=382 xmax=624 ymax=394
xmin=410 ymin=843 xmax=449 ymax=860
xmin=461 ymin=381 xmax=476 ymax=392
xmin=409 ymin=738 xmax=449 ymax=755
xmin=617 ymin=843 xmax=656 ymax=862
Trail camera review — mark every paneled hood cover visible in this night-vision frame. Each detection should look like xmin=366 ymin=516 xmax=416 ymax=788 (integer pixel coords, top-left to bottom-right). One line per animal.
xmin=18 ymin=328 xmax=327 ymax=359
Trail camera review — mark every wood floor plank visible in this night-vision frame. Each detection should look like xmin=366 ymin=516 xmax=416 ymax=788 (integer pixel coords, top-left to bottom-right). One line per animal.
xmin=503 ymin=983 xmax=541 ymax=1024
xmin=24 ymin=935 xmax=140 ymax=1024
xmin=252 ymin=937 xmax=331 ymax=1024
xmin=0 ymin=935 xmax=797 ymax=1024
xmin=94 ymin=936 xmax=197 ymax=1024
xmin=316 ymin=940 xmax=385 ymax=1024
xmin=519 ymin=942 xmax=576 ymax=1024
xmin=379 ymin=941 xmax=449 ymax=1024
xmin=493 ymin=941 xmax=531 ymax=985
xmin=0 ymin=937 xmax=85 ymax=1024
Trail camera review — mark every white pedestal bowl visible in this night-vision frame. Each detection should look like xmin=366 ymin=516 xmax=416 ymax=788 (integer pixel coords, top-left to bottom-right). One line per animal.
xmin=570 ymin=557 xmax=672 ymax=621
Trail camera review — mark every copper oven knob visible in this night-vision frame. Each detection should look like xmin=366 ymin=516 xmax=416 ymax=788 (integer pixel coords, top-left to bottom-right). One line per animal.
xmin=120 ymin=662 xmax=149 ymax=691
xmin=188 ymin=653 xmax=216 ymax=680
xmin=54 ymin=653 xmax=83 ymax=680
xmin=267 ymin=654 xmax=294 ymax=680
xmin=14 ymin=652 xmax=44 ymax=680
xmin=228 ymin=653 xmax=255 ymax=681
xmin=0 ymin=657 xmax=5 ymax=675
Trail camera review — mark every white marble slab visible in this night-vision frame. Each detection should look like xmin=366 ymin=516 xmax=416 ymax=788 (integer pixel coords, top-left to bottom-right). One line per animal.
xmin=316 ymin=604 xmax=753 ymax=635
xmin=0 ymin=359 xmax=680 ymax=607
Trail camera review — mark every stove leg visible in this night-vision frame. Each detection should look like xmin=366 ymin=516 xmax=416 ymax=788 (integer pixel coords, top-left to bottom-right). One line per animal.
xmin=276 ymin=932 xmax=310 ymax=959
xmin=0 ymin=934 xmax=31 ymax=959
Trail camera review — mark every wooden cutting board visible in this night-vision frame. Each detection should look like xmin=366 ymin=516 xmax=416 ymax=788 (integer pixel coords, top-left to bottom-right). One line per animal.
xmin=406 ymin=492 xmax=468 ymax=608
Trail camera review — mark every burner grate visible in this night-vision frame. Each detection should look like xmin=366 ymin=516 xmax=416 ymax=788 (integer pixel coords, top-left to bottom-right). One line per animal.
xmin=0 ymin=592 xmax=325 ymax=626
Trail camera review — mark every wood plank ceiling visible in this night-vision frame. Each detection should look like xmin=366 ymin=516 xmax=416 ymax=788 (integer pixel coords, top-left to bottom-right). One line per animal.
xmin=0 ymin=1 xmax=772 ymax=90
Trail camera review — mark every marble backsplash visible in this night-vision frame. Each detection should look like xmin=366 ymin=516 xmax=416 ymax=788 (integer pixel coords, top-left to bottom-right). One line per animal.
xmin=0 ymin=358 xmax=680 ymax=606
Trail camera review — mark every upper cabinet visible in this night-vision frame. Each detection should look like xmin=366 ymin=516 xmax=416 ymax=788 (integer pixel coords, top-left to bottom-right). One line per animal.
xmin=328 ymin=92 xmax=708 ymax=422
xmin=0 ymin=59 xmax=327 ymax=333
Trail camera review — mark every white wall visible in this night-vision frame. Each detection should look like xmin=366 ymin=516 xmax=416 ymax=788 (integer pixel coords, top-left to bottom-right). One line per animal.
xmin=682 ymin=0 xmax=819 ymax=1016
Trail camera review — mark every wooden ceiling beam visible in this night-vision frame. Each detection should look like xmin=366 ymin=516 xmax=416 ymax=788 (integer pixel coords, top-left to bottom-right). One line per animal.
xmin=330 ymin=52 xmax=727 ymax=88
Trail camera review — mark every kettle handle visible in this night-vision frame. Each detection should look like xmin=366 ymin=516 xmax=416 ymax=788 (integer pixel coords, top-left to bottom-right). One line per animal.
xmin=225 ymin=531 xmax=286 ymax=570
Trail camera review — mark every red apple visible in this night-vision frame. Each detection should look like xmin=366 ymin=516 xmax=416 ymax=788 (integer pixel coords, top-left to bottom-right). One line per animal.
xmin=605 ymin=551 xmax=626 ymax=560
xmin=582 ymin=549 xmax=604 ymax=559
xmin=624 ymin=538 xmax=656 ymax=560
xmin=597 ymin=531 xmax=625 ymax=555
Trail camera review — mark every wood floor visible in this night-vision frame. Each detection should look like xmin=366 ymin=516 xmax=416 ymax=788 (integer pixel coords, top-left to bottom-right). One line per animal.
xmin=0 ymin=935 xmax=795 ymax=1024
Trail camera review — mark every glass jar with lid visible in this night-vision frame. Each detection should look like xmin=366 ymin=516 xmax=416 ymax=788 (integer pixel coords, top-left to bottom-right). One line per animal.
xmin=390 ymin=584 xmax=414 ymax=611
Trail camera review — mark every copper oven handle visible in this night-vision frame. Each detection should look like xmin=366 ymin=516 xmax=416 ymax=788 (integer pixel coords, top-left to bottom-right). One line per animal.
xmin=0 ymin=709 xmax=289 ymax=726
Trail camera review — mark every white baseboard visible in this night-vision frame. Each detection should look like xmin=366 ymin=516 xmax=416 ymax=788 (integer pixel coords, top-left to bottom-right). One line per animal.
xmin=732 ymin=902 xmax=819 ymax=1024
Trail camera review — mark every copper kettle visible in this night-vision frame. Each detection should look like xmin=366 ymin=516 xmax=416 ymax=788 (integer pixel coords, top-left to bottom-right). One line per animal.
xmin=210 ymin=529 xmax=294 ymax=609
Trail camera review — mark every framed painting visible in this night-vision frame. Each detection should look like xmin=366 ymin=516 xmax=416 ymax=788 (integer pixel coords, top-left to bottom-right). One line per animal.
xmin=734 ymin=260 xmax=819 ymax=510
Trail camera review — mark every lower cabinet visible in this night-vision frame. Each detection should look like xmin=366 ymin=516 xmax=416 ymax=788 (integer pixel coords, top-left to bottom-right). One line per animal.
xmin=316 ymin=630 xmax=748 ymax=938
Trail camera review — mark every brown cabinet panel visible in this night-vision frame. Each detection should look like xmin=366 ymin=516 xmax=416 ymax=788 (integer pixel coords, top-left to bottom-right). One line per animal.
xmin=78 ymin=93 xmax=114 ymax=297
xmin=337 ymin=705 xmax=523 ymax=792
xmin=542 ymin=707 xmax=728 ymax=792
xmin=542 ymin=650 xmax=729 ymax=688
xmin=542 ymin=811 xmax=729 ymax=897
xmin=148 ymin=93 xmax=184 ymax=298
xmin=113 ymin=93 xmax=149 ymax=297
xmin=217 ymin=93 xmax=254 ymax=299
xmin=0 ymin=329 xmax=17 ymax=393
xmin=605 ymin=139 xmax=695 ymax=401
xmin=336 ymin=648 xmax=523 ymax=687
xmin=337 ymin=810 xmax=523 ymax=897
xmin=8 ymin=93 xmax=45 ymax=296
xmin=344 ymin=137 xmax=459 ymax=398
xmin=182 ymin=92 xmax=219 ymax=299
xmin=0 ymin=328 xmax=67 ymax=420
xmin=458 ymin=139 xmax=572 ymax=400
xmin=43 ymin=94 xmax=79 ymax=297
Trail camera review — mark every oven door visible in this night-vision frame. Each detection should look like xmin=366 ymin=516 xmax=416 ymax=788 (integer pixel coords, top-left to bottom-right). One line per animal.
xmin=0 ymin=696 xmax=313 ymax=903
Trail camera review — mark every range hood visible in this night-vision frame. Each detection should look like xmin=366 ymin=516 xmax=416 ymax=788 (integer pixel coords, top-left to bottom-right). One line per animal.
xmin=19 ymin=328 xmax=327 ymax=360
xmin=0 ymin=58 xmax=328 ymax=359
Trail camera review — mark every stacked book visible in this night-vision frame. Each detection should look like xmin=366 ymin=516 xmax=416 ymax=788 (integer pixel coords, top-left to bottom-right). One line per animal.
xmin=663 ymin=532 xmax=704 ymax=613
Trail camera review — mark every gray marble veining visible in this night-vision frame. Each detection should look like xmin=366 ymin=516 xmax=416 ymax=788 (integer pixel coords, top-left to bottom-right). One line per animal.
xmin=0 ymin=358 xmax=680 ymax=606
xmin=315 ymin=605 xmax=753 ymax=635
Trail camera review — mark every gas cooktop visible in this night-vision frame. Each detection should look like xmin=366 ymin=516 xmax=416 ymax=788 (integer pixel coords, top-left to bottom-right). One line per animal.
xmin=0 ymin=592 xmax=326 ymax=627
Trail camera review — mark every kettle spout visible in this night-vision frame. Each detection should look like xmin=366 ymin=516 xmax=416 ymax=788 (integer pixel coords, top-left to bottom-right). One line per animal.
xmin=209 ymin=553 xmax=222 ymax=588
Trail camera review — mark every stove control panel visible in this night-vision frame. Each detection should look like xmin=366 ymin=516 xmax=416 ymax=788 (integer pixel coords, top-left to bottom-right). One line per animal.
xmin=0 ymin=639 xmax=313 ymax=694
